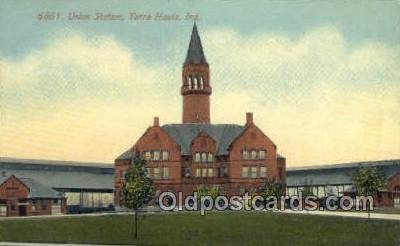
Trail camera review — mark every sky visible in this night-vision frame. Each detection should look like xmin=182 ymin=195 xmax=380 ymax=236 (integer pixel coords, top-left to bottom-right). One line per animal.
xmin=0 ymin=0 xmax=399 ymax=166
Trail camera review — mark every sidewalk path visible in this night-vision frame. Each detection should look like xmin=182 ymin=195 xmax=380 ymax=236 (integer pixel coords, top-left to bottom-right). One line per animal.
xmin=0 ymin=243 xmax=124 ymax=246
xmin=276 ymin=209 xmax=400 ymax=221
xmin=0 ymin=209 xmax=399 ymax=221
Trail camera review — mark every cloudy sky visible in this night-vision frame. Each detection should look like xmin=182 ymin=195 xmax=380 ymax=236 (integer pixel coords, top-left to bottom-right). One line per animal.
xmin=1 ymin=1 xmax=399 ymax=166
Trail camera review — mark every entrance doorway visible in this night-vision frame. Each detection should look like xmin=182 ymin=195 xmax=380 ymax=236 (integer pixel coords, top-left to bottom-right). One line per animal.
xmin=18 ymin=205 xmax=27 ymax=216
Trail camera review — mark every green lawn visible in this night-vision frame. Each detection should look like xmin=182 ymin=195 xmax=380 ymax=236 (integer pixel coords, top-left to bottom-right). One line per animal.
xmin=0 ymin=212 xmax=399 ymax=245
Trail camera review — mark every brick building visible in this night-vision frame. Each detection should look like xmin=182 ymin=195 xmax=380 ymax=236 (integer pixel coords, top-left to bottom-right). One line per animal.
xmin=114 ymin=23 xmax=286 ymax=206
xmin=0 ymin=157 xmax=114 ymax=214
xmin=0 ymin=174 xmax=66 ymax=217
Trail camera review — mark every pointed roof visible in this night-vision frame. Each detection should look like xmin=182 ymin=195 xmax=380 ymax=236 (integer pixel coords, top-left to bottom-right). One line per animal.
xmin=162 ymin=124 xmax=244 ymax=155
xmin=184 ymin=23 xmax=207 ymax=65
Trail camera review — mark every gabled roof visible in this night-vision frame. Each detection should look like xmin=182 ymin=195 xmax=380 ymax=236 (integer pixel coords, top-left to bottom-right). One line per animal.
xmin=184 ymin=23 xmax=207 ymax=65
xmin=0 ymin=175 xmax=63 ymax=199
xmin=20 ymin=177 xmax=63 ymax=199
xmin=0 ymin=157 xmax=114 ymax=191
xmin=162 ymin=124 xmax=244 ymax=155
xmin=116 ymin=149 xmax=132 ymax=160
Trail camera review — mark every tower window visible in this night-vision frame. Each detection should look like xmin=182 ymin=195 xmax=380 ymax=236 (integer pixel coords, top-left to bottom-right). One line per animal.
xmin=200 ymin=77 xmax=204 ymax=89
xmin=188 ymin=77 xmax=192 ymax=89
xmin=194 ymin=77 xmax=198 ymax=89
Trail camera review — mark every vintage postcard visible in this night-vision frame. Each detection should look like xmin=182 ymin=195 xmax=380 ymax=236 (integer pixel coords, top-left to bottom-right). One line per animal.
xmin=0 ymin=1 xmax=399 ymax=245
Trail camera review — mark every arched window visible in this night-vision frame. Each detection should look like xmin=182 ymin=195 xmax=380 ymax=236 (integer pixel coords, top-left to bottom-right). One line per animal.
xmin=188 ymin=77 xmax=192 ymax=89
xmin=259 ymin=150 xmax=265 ymax=159
xmin=194 ymin=77 xmax=198 ymax=89
xmin=207 ymin=153 xmax=213 ymax=162
xmin=162 ymin=151 xmax=169 ymax=161
xmin=251 ymin=150 xmax=257 ymax=160
xmin=194 ymin=153 xmax=201 ymax=162
xmin=201 ymin=152 xmax=207 ymax=162
xmin=200 ymin=77 xmax=204 ymax=89
xmin=153 ymin=151 xmax=160 ymax=161
xmin=243 ymin=150 xmax=249 ymax=160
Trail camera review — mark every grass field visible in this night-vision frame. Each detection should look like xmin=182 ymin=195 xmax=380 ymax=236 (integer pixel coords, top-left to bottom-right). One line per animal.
xmin=0 ymin=212 xmax=399 ymax=245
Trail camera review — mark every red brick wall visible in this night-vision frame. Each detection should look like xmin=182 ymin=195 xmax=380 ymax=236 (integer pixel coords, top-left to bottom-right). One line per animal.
xmin=277 ymin=157 xmax=287 ymax=182
xmin=182 ymin=94 xmax=210 ymax=124
xmin=181 ymin=63 xmax=211 ymax=124
xmin=191 ymin=132 xmax=216 ymax=156
xmin=114 ymin=120 xmax=286 ymax=205
xmin=229 ymin=123 xmax=279 ymax=180
xmin=114 ymin=125 xmax=183 ymax=205
xmin=27 ymin=199 xmax=66 ymax=216
xmin=388 ymin=172 xmax=400 ymax=192
xmin=0 ymin=176 xmax=29 ymax=216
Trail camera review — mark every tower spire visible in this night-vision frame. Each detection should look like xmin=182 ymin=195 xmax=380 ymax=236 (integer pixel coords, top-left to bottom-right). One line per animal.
xmin=181 ymin=23 xmax=211 ymax=124
xmin=184 ymin=23 xmax=207 ymax=65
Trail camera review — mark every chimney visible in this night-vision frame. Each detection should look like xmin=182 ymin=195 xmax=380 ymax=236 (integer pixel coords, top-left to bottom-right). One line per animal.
xmin=153 ymin=117 xmax=159 ymax=127
xmin=246 ymin=112 xmax=253 ymax=125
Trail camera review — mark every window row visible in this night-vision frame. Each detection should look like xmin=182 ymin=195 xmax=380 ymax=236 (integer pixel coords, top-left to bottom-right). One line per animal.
xmin=146 ymin=167 xmax=169 ymax=179
xmin=187 ymin=75 xmax=205 ymax=90
xmin=31 ymin=200 xmax=58 ymax=211
xmin=242 ymin=150 xmax=265 ymax=160
xmin=143 ymin=150 xmax=169 ymax=161
xmin=195 ymin=167 xmax=228 ymax=178
xmin=241 ymin=166 xmax=267 ymax=178
xmin=194 ymin=152 xmax=213 ymax=162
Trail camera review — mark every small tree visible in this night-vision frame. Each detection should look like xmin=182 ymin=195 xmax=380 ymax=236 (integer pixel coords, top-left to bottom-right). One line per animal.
xmin=196 ymin=186 xmax=220 ymax=200
xmin=259 ymin=178 xmax=285 ymax=209
xmin=351 ymin=167 xmax=386 ymax=218
xmin=121 ymin=157 xmax=153 ymax=240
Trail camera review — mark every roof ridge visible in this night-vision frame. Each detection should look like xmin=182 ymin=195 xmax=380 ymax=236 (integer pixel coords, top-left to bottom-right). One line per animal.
xmin=287 ymin=159 xmax=400 ymax=171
